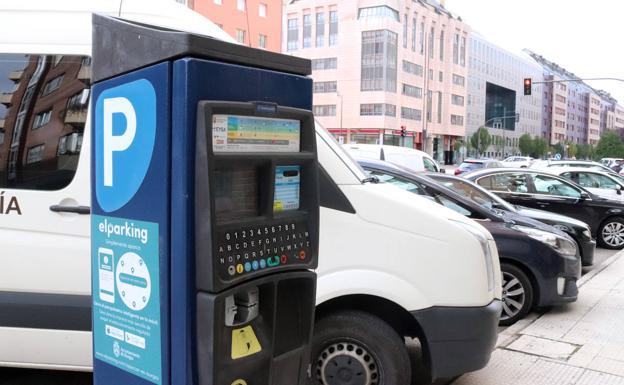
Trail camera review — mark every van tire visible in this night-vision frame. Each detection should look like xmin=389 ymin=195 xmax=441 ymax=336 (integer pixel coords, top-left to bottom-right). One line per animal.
xmin=310 ymin=310 xmax=411 ymax=385
xmin=499 ymin=263 xmax=533 ymax=326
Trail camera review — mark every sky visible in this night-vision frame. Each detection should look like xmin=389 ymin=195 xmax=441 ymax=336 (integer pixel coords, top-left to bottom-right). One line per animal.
xmin=447 ymin=0 xmax=624 ymax=103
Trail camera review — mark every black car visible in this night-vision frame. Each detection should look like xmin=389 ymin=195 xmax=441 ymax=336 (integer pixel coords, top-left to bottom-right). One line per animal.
xmin=358 ymin=159 xmax=581 ymax=325
xmin=426 ymin=173 xmax=596 ymax=266
xmin=463 ymin=168 xmax=624 ymax=250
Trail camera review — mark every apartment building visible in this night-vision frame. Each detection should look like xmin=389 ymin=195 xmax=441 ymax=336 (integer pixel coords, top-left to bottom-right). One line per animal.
xmin=191 ymin=0 xmax=282 ymax=51
xmin=283 ymin=0 xmax=470 ymax=164
xmin=527 ymin=51 xmax=624 ymax=146
xmin=466 ymin=34 xmax=542 ymax=157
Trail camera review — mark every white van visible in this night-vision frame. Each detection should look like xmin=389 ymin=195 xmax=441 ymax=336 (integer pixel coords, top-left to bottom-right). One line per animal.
xmin=0 ymin=2 xmax=502 ymax=384
xmin=343 ymin=143 xmax=444 ymax=173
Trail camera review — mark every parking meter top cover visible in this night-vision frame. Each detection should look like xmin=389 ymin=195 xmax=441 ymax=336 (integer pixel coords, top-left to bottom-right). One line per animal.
xmin=195 ymin=102 xmax=319 ymax=293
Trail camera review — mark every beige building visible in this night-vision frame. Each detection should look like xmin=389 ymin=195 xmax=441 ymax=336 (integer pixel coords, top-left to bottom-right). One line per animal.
xmin=283 ymin=0 xmax=469 ymax=164
xmin=588 ymin=93 xmax=601 ymax=144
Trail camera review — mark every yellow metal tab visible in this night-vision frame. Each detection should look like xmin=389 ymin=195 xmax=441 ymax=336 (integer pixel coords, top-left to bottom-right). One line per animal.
xmin=230 ymin=380 xmax=247 ymax=385
xmin=231 ymin=325 xmax=262 ymax=359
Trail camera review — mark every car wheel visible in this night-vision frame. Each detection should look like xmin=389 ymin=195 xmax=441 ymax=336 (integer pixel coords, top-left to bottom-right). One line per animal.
xmin=311 ymin=310 xmax=411 ymax=385
xmin=598 ymin=217 xmax=624 ymax=249
xmin=499 ymin=263 xmax=533 ymax=326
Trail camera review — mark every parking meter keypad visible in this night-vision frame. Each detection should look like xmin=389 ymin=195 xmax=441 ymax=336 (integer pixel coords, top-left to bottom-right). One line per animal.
xmin=216 ymin=220 xmax=311 ymax=279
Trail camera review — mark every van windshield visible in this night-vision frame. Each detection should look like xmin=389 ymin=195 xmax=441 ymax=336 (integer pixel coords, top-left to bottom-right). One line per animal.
xmin=315 ymin=120 xmax=368 ymax=182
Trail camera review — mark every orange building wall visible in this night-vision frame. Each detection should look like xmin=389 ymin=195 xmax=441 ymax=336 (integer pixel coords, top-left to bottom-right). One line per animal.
xmin=192 ymin=0 xmax=282 ymax=52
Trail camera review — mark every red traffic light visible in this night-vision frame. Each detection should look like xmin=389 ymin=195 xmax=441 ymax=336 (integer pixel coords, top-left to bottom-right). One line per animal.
xmin=523 ymin=78 xmax=532 ymax=95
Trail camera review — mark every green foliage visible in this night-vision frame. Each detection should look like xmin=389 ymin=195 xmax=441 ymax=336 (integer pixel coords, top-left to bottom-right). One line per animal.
xmin=595 ymin=131 xmax=624 ymax=160
xmin=470 ymin=127 xmax=492 ymax=156
xmin=532 ymin=137 xmax=549 ymax=158
xmin=551 ymin=142 xmax=564 ymax=157
xmin=576 ymin=143 xmax=594 ymax=160
xmin=567 ymin=142 xmax=578 ymax=158
xmin=518 ymin=134 xmax=533 ymax=156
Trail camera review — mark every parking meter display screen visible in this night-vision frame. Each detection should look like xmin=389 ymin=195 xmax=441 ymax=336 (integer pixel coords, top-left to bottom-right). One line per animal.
xmin=214 ymin=165 xmax=259 ymax=222
xmin=274 ymin=166 xmax=300 ymax=212
xmin=212 ymin=114 xmax=300 ymax=153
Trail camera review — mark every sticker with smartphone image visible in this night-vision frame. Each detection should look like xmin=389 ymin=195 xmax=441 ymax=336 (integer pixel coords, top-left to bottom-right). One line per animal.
xmin=98 ymin=247 xmax=115 ymax=304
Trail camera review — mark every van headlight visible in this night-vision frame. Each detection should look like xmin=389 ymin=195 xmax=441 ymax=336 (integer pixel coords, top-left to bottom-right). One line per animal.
xmin=451 ymin=220 xmax=495 ymax=292
xmin=512 ymin=225 xmax=578 ymax=256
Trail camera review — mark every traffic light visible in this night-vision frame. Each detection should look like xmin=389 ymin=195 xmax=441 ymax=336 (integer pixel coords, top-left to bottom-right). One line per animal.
xmin=523 ymin=78 xmax=532 ymax=95
xmin=400 ymin=125 xmax=406 ymax=137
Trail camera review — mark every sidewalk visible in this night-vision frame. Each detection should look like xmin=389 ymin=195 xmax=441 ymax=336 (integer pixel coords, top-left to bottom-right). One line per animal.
xmin=452 ymin=250 xmax=624 ymax=385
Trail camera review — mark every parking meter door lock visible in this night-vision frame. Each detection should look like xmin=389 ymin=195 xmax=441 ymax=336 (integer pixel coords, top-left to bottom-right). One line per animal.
xmin=225 ymin=287 xmax=260 ymax=326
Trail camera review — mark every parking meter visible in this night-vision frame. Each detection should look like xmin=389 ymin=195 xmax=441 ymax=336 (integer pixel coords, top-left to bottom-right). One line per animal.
xmin=90 ymin=15 xmax=318 ymax=385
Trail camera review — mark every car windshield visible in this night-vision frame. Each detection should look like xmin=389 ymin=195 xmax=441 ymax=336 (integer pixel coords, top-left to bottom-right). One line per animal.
xmin=458 ymin=162 xmax=483 ymax=171
xmin=431 ymin=176 xmax=516 ymax=212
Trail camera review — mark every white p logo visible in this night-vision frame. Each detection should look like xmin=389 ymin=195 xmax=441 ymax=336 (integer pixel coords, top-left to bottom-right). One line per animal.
xmin=103 ymin=97 xmax=137 ymax=187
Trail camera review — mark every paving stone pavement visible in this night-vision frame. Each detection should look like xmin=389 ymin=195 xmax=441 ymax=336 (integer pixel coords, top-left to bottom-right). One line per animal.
xmin=451 ymin=250 xmax=624 ymax=385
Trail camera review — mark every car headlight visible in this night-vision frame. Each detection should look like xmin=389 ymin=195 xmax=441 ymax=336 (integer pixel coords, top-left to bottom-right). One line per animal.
xmin=512 ymin=225 xmax=578 ymax=256
xmin=451 ymin=220 xmax=495 ymax=292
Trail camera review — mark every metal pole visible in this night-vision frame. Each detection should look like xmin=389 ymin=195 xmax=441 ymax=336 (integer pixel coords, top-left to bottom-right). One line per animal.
xmin=422 ymin=30 xmax=429 ymax=153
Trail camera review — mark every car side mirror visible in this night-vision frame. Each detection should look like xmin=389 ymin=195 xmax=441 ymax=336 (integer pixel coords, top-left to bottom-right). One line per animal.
xmin=617 ymin=185 xmax=622 ymax=195
xmin=580 ymin=191 xmax=591 ymax=200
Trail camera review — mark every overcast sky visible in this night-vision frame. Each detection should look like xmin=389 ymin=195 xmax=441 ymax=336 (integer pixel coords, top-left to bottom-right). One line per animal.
xmin=447 ymin=0 xmax=624 ymax=104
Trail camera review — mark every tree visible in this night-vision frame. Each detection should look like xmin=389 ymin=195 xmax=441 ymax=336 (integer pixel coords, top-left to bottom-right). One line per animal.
xmin=551 ymin=142 xmax=564 ymax=158
xmin=532 ymin=137 xmax=549 ymax=158
xmin=595 ymin=131 xmax=624 ymax=160
xmin=567 ymin=142 xmax=578 ymax=159
xmin=470 ymin=126 xmax=492 ymax=156
xmin=518 ymin=133 xmax=533 ymax=156
xmin=577 ymin=143 xmax=594 ymax=160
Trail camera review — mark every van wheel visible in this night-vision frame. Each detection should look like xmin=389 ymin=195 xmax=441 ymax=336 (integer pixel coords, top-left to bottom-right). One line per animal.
xmin=598 ymin=217 xmax=624 ymax=249
xmin=499 ymin=263 xmax=533 ymax=326
xmin=311 ymin=310 xmax=410 ymax=385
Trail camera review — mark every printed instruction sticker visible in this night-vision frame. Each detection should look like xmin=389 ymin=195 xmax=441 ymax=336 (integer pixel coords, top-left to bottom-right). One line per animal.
xmin=92 ymin=215 xmax=162 ymax=385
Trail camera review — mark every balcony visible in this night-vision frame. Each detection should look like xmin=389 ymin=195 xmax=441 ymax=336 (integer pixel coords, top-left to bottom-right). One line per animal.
xmin=0 ymin=92 xmax=13 ymax=106
xmin=64 ymin=108 xmax=87 ymax=125
xmin=8 ymin=70 xmax=23 ymax=81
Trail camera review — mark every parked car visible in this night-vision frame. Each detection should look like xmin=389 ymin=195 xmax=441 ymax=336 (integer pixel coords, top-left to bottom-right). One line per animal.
xmin=0 ymin=3 xmax=503 ymax=384
xmin=530 ymin=159 xmax=614 ymax=173
xmin=342 ymin=143 xmax=444 ymax=173
xmin=546 ymin=167 xmax=624 ymax=201
xmin=455 ymin=158 xmax=503 ymax=175
xmin=426 ymin=173 xmax=595 ymax=266
xmin=463 ymin=168 xmax=624 ymax=249
xmin=600 ymin=158 xmax=623 ymax=169
xmin=502 ymin=156 xmax=534 ymax=168
xmin=358 ymin=159 xmax=581 ymax=325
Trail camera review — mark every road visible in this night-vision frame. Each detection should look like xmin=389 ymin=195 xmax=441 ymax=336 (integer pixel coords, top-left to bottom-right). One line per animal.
xmin=0 ymin=248 xmax=618 ymax=385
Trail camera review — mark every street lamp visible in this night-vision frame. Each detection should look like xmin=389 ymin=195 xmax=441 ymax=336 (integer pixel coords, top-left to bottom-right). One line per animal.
xmin=337 ymin=92 xmax=345 ymax=143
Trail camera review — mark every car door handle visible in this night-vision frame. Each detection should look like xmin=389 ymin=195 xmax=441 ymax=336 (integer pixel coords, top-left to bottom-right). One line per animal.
xmin=49 ymin=205 xmax=91 ymax=214
xmin=536 ymin=202 xmax=550 ymax=206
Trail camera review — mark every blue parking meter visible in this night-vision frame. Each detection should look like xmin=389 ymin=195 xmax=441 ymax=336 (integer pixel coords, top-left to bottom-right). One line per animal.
xmin=90 ymin=15 xmax=319 ymax=385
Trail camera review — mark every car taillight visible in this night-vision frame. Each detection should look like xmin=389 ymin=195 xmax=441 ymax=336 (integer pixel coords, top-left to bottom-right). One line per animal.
xmin=454 ymin=169 xmax=461 ymax=175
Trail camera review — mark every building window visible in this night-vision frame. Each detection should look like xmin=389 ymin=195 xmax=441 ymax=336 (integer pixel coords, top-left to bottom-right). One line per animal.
xmin=428 ymin=69 xmax=433 ymax=80
xmin=451 ymin=114 xmax=464 ymax=125
xmin=403 ymin=14 xmax=408 ymax=48
xmin=460 ymin=36 xmax=466 ymax=66
xmin=32 ymin=109 xmax=52 ymax=129
xmin=214 ymin=0 xmax=222 ymax=4
xmin=439 ymin=30 xmax=445 ymax=61
xmin=360 ymin=103 xmax=396 ymax=116
xmin=26 ymin=144 xmax=45 ymax=164
xmin=438 ymin=71 xmax=443 ymax=82
xmin=313 ymin=81 xmax=337 ymax=93
xmin=452 ymin=74 xmax=465 ymax=87
xmin=401 ymin=107 xmax=422 ymax=121
xmin=419 ymin=22 xmax=424 ymax=54
xmin=259 ymin=3 xmax=267 ymax=17
xmin=429 ymin=27 xmax=434 ymax=59
xmin=329 ymin=10 xmax=338 ymax=45
xmin=58 ymin=133 xmax=83 ymax=155
xmin=303 ymin=14 xmax=312 ymax=48
xmin=402 ymin=84 xmax=422 ymax=98
xmin=314 ymin=105 xmax=337 ymax=116
xmin=358 ymin=6 xmax=399 ymax=21
xmin=42 ymin=75 xmax=63 ymax=96
xmin=259 ymin=34 xmax=267 ymax=49
xmin=426 ymin=90 xmax=432 ymax=122
xmin=411 ymin=16 xmax=417 ymax=52
xmin=451 ymin=94 xmax=465 ymax=106
xmin=437 ymin=91 xmax=442 ymax=123
xmin=453 ymin=33 xmax=459 ymax=65
xmin=287 ymin=18 xmax=299 ymax=51
xmin=361 ymin=30 xmax=398 ymax=92
xmin=236 ymin=29 xmax=246 ymax=44
xmin=237 ymin=0 xmax=245 ymax=11
xmin=316 ymin=12 xmax=325 ymax=47
xmin=312 ymin=57 xmax=337 ymax=70
xmin=402 ymin=60 xmax=423 ymax=76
